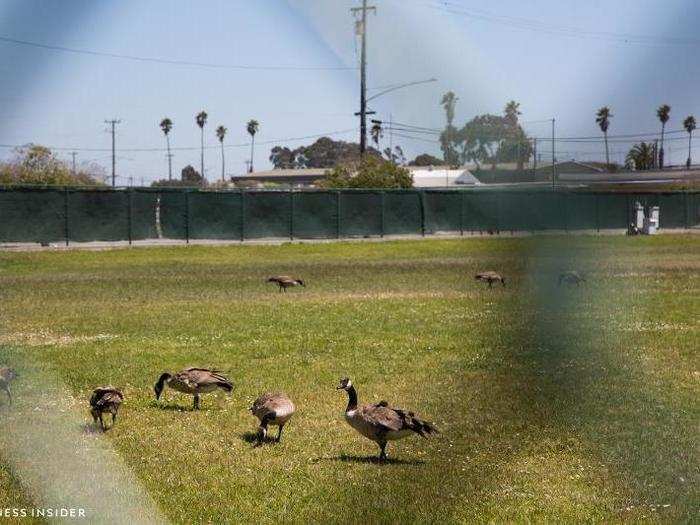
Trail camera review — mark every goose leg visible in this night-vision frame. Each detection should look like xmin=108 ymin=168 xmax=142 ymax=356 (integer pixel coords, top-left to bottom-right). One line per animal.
xmin=98 ymin=413 xmax=105 ymax=431
xmin=276 ymin=423 xmax=284 ymax=443
xmin=378 ymin=441 xmax=388 ymax=461
xmin=112 ymin=412 xmax=117 ymax=427
xmin=193 ymin=394 xmax=200 ymax=410
xmin=3 ymin=386 xmax=11 ymax=405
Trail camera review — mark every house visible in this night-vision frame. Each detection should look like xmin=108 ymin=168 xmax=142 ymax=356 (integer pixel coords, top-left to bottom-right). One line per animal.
xmin=231 ymin=165 xmax=481 ymax=188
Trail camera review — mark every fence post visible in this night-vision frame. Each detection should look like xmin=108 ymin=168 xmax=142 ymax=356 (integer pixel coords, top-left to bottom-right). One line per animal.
xmin=240 ymin=191 xmax=245 ymax=241
xmin=595 ymin=193 xmax=600 ymax=233
xmin=459 ymin=191 xmax=464 ymax=236
xmin=64 ymin=187 xmax=69 ymax=246
xmin=419 ymin=190 xmax=426 ymax=236
xmin=380 ymin=191 xmax=385 ymax=238
xmin=127 ymin=188 xmax=133 ymax=245
xmin=184 ymin=191 xmax=190 ymax=244
xmin=685 ymin=192 xmax=689 ymax=229
xmin=562 ymin=191 xmax=568 ymax=233
xmin=336 ymin=191 xmax=341 ymax=239
xmin=289 ymin=190 xmax=295 ymax=240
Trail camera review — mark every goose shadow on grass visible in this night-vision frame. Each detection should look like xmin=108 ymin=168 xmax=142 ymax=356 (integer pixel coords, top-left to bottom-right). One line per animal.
xmin=239 ymin=431 xmax=282 ymax=446
xmin=312 ymin=454 xmax=425 ymax=466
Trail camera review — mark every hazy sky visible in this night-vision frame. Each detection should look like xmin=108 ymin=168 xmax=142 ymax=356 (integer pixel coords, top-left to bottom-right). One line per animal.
xmin=1 ymin=0 xmax=699 ymax=184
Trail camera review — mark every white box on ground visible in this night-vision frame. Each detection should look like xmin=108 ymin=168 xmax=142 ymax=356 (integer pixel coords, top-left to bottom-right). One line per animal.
xmin=644 ymin=206 xmax=659 ymax=234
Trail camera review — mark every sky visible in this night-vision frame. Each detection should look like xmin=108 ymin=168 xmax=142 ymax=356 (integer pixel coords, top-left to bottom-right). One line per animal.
xmin=1 ymin=0 xmax=699 ymax=185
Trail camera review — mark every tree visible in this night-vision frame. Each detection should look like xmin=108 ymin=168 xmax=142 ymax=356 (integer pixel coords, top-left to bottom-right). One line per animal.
xmin=656 ymin=104 xmax=670 ymax=169
xmin=215 ymin=125 xmax=227 ymax=182
xmin=195 ymin=111 xmax=208 ymax=179
xmin=0 ymin=144 xmax=104 ymax=186
xmin=383 ymin=145 xmax=405 ymax=165
xmin=159 ymin=118 xmax=173 ymax=180
xmin=269 ymin=137 xmax=380 ymax=169
xmin=595 ymin=106 xmax=613 ymax=170
xmin=247 ymin=119 xmax=259 ymax=172
xmin=625 ymin=142 xmax=655 ymax=170
xmin=440 ymin=91 xmax=459 ymax=165
xmin=500 ymin=101 xmax=530 ymax=169
xmin=371 ymin=121 xmax=382 ymax=146
xmin=151 ymin=164 xmax=206 ymax=187
xmin=683 ymin=115 xmax=696 ymax=169
xmin=409 ymin=153 xmax=443 ymax=166
xmin=320 ymin=156 xmax=413 ymax=189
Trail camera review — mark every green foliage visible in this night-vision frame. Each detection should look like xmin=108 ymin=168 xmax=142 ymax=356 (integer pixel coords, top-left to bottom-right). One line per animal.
xmin=320 ymin=156 xmax=413 ymax=188
xmin=625 ymin=142 xmax=655 ymax=170
xmin=0 ymin=144 xmax=104 ymax=186
xmin=269 ymin=137 xmax=381 ymax=169
xmin=159 ymin=118 xmax=173 ymax=135
xmin=595 ymin=106 xmax=612 ymax=133
xmin=151 ymin=165 xmax=206 ymax=187
xmin=409 ymin=153 xmax=444 ymax=166
xmin=439 ymin=93 xmax=532 ymax=168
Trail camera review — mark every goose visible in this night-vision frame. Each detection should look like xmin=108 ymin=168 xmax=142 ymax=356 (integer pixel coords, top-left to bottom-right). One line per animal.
xmin=475 ymin=271 xmax=506 ymax=288
xmin=89 ymin=386 xmax=124 ymax=431
xmin=250 ymin=392 xmax=295 ymax=446
xmin=154 ymin=367 xmax=233 ymax=409
xmin=558 ymin=270 xmax=586 ymax=286
xmin=0 ymin=367 xmax=17 ymax=404
xmin=267 ymin=276 xmax=305 ymax=292
xmin=336 ymin=377 xmax=437 ymax=460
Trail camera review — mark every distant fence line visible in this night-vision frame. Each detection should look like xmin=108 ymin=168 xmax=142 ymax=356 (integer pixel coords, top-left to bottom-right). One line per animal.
xmin=0 ymin=187 xmax=698 ymax=244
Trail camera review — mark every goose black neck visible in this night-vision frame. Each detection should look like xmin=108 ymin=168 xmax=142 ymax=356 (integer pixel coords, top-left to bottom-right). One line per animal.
xmin=345 ymin=385 xmax=358 ymax=412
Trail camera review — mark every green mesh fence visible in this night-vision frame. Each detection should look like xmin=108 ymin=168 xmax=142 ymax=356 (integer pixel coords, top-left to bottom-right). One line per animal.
xmin=424 ymin=191 xmax=462 ymax=233
xmin=340 ymin=192 xmax=382 ymax=237
xmin=0 ymin=188 xmax=65 ymax=242
xmin=67 ymin=190 xmax=128 ymax=242
xmin=189 ymin=191 xmax=242 ymax=240
xmin=293 ymin=192 xmax=338 ymax=238
xmin=383 ymin=191 xmax=422 ymax=235
xmin=244 ymin=192 xmax=291 ymax=239
xmin=0 ymin=188 xmax=697 ymax=243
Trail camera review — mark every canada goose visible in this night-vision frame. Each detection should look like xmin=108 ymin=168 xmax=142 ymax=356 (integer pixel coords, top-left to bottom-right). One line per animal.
xmin=558 ymin=271 xmax=586 ymax=286
xmin=336 ymin=377 xmax=437 ymax=460
xmin=154 ymin=367 xmax=233 ymax=409
xmin=475 ymin=271 xmax=506 ymax=288
xmin=250 ymin=392 xmax=295 ymax=446
xmin=0 ymin=367 xmax=17 ymax=404
xmin=89 ymin=386 xmax=123 ymax=431
xmin=267 ymin=276 xmax=305 ymax=292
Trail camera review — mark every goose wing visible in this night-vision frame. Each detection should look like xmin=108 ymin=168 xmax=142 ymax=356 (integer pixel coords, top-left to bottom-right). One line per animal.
xmin=180 ymin=368 xmax=233 ymax=389
xmin=90 ymin=387 xmax=123 ymax=408
xmin=0 ymin=367 xmax=16 ymax=382
xmin=251 ymin=392 xmax=293 ymax=417
xmin=358 ymin=404 xmax=405 ymax=432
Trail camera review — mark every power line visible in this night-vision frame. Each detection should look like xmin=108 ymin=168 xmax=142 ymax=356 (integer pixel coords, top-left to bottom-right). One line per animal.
xmin=0 ymin=35 xmax=357 ymax=71
xmin=426 ymin=1 xmax=700 ymax=47
xmin=0 ymin=129 xmax=357 ymax=154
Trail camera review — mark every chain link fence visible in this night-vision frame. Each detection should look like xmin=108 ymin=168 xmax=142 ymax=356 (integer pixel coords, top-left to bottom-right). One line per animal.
xmin=0 ymin=187 xmax=698 ymax=244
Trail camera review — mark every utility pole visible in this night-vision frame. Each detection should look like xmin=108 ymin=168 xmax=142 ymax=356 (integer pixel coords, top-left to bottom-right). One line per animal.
xmin=551 ymin=118 xmax=556 ymax=189
xmin=70 ymin=151 xmax=77 ymax=175
xmin=351 ymin=0 xmax=376 ymax=156
xmin=105 ymin=119 xmax=121 ymax=187
xmin=532 ymin=138 xmax=537 ymax=172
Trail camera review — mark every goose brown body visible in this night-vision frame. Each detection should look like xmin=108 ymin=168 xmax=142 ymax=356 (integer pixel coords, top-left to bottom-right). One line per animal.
xmin=89 ymin=386 xmax=124 ymax=430
xmin=0 ymin=367 xmax=17 ymax=404
xmin=337 ymin=378 xmax=437 ymax=460
xmin=475 ymin=271 xmax=506 ymax=288
xmin=154 ymin=367 xmax=233 ymax=409
xmin=267 ymin=276 xmax=305 ymax=292
xmin=250 ymin=392 xmax=295 ymax=445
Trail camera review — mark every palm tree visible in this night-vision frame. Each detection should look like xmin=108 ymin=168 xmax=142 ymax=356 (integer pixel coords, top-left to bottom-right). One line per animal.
xmin=370 ymin=121 xmax=382 ymax=145
xmin=683 ymin=115 xmax=696 ymax=169
xmin=595 ymin=106 xmax=613 ymax=170
xmin=215 ymin=125 xmax=227 ymax=182
xmin=196 ymin=111 xmax=208 ymax=178
xmin=246 ymin=119 xmax=259 ymax=173
xmin=656 ymin=104 xmax=671 ymax=169
xmin=440 ymin=91 xmax=459 ymax=164
xmin=625 ymin=142 xmax=655 ymax=170
xmin=159 ymin=118 xmax=173 ymax=180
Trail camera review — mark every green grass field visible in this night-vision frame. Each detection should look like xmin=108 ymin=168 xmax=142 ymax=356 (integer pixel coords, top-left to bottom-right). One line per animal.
xmin=0 ymin=236 xmax=698 ymax=523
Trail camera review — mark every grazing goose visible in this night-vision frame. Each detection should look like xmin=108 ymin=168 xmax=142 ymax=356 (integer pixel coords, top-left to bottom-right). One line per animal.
xmin=336 ymin=377 xmax=437 ymax=460
xmin=154 ymin=367 xmax=233 ymax=409
xmin=475 ymin=271 xmax=506 ymax=288
xmin=250 ymin=392 xmax=295 ymax=446
xmin=267 ymin=276 xmax=305 ymax=292
xmin=558 ymin=270 xmax=586 ymax=286
xmin=89 ymin=386 xmax=124 ymax=431
xmin=0 ymin=367 xmax=17 ymax=404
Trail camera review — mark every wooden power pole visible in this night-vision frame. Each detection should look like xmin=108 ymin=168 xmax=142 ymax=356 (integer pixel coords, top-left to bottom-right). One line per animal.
xmin=351 ymin=0 xmax=376 ymax=156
